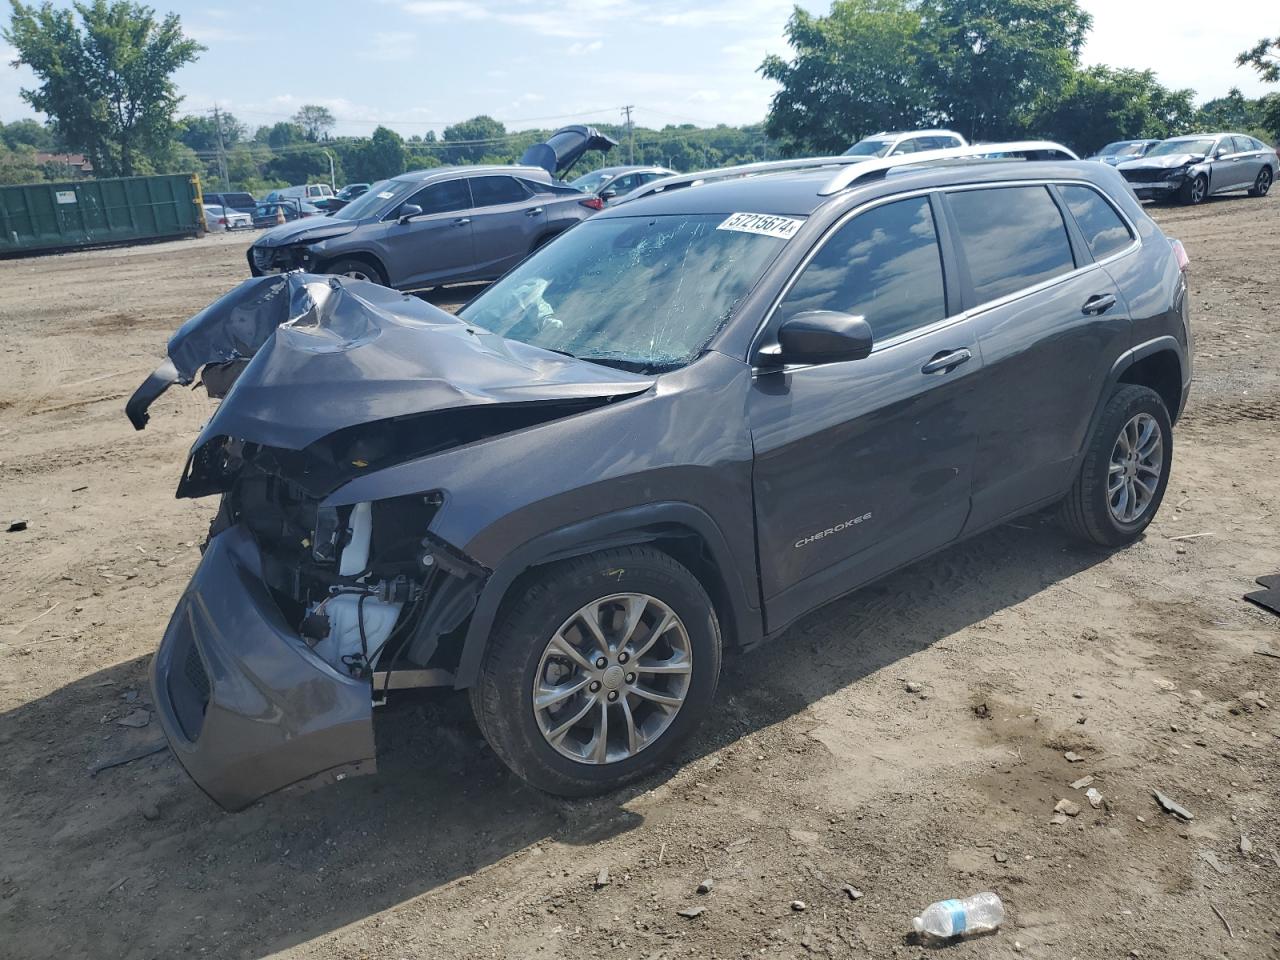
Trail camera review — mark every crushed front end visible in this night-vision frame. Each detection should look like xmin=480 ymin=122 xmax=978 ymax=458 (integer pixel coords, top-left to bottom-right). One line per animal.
xmin=128 ymin=272 xmax=649 ymax=809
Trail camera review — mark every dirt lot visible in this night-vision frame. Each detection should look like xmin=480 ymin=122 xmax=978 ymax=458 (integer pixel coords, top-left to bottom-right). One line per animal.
xmin=1 ymin=198 xmax=1278 ymax=960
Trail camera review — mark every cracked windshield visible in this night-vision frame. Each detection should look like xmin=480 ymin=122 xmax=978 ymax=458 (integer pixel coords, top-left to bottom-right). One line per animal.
xmin=459 ymin=214 xmax=793 ymax=372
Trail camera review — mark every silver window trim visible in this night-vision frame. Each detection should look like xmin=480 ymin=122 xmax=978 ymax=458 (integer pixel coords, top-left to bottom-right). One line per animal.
xmin=751 ymin=178 xmax=1141 ymax=372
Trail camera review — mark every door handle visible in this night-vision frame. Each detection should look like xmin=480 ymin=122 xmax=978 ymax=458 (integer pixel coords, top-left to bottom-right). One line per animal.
xmin=921 ymin=348 xmax=972 ymax=375
xmin=525 ymin=207 xmax=544 ymax=216
xmin=1082 ymin=293 xmax=1117 ymax=315
xmin=453 ymin=217 xmax=471 ymax=225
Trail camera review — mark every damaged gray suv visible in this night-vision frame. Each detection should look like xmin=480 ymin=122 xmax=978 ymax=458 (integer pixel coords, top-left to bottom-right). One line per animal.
xmin=129 ymin=143 xmax=1192 ymax=810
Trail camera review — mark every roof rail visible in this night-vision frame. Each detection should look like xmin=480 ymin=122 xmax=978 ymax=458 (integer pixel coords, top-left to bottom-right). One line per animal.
xmin=617 ymin=155 xmax=867 ymax=204
xmin=818 ymin=141 xmax=1080 ymax=195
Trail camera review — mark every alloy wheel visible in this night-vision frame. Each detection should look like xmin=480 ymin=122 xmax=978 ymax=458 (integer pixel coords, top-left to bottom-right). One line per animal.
xmin=1191 ymin=177 xmax=1207 ymax=204
xmin=532 ymin=593 xmax=693 ymax=765
xmin=341 ymin=269 xmax=372 ymax=281
xmin=1108 ymin=412 xmax=1163 ymax=524
xmin=1256 ymin=170 xmax=1272 ymax=196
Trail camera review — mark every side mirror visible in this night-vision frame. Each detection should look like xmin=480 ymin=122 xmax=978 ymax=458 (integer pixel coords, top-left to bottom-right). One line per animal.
xmin=600 ymin=190 xmax=617 ymax=201
xmin=1213 ymin=148 xmax=1229 ymax=159
xmin=398 ymin=203 xmax=423 ymax=223
xmin=767 ymin=311 xmax=874 ymax=366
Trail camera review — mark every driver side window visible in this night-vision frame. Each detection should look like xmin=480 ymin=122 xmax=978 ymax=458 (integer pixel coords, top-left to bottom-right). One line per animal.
xmin=775 ymin=196 xmax=948 ymax=344
xmin=403 ymin=179 xmax=472 ymax=216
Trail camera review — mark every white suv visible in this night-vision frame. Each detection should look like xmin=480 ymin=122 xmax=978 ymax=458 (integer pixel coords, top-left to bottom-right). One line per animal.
xmin=843 ymin=129 xmax=968 ymax=158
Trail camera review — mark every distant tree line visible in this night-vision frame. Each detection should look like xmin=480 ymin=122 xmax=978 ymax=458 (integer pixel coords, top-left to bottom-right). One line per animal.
xmin=1 ymin=0 xmax=1278 ymax=190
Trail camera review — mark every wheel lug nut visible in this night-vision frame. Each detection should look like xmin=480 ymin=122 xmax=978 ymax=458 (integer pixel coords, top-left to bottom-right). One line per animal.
xmin=607 ymin=690 xmax=619 ymax=702
xmin=589 ymin=680 xmax=601 ymax=692
xmin=595 ymin=657 xmax=607 ymax=669
xmin=625 ymin=673 xmax=635 ymax=684
xmin=618 ymin=652 xmax=629 ymax=664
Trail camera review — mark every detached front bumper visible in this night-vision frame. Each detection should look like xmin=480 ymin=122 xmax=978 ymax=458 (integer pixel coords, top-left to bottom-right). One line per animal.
xmin=152 ymin=524 xmax=375 ymax=811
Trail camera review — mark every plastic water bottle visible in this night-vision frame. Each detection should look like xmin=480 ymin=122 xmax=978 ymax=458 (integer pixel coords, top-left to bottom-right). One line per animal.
xmin=912 ymin=892 xmax=1005 ymax=938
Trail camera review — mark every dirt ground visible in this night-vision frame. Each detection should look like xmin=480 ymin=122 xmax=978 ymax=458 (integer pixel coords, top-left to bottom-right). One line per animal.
xmin=1 ymin=196 xmax=1278 ymax=960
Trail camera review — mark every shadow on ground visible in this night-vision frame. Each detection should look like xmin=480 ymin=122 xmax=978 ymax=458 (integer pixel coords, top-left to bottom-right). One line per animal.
xmin=0 ymin=514 xmax=1107 ymax=959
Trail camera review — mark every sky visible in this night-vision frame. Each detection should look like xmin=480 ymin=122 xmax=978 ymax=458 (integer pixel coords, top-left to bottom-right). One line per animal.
xmin=0 ymin=0 xmax=1273 ymax=138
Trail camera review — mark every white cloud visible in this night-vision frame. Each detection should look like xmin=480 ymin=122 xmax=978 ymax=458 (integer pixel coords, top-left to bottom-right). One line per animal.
xmin=567 ymin=40 xmax=603 ymax=56
xmin=401 ymin=0 xmax=490 ymax=19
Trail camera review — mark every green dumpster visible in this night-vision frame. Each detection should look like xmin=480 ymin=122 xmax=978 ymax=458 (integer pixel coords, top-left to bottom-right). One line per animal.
xmin=0 ymin=173 xmax=203 ymax=256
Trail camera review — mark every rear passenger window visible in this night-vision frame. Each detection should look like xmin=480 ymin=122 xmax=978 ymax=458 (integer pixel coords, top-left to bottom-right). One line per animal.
xmin=1058 ymin=185 xmax=1133 ymax=261
xmin=776 ymin=196 xmax=947 ymax=343
xmin=470 ymin=176 xmax=529 ymax=206
xmin=948 ymin=186 xmax=1075 ymax=304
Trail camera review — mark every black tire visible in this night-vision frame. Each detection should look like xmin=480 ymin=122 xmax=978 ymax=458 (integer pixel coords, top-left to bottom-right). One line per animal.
xmin=1059 ymin=384 xmax=1173 ymax=547
xmin=469 ymin=546 xmax=722 ymax=796
xmin=323 ymin=256 xmax=388 ymax=286
xmin=1248 ymin=167 xmax=1273 ymax=198
xmin=1179 ymin=174 xmax=1208 ymax=205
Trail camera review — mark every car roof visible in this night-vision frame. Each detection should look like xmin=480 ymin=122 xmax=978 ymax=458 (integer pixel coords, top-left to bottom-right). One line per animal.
xmin=595 ymin=159 xmax=1115 ymax=220
xmin=580 ymin=165 xmax=673 ymax=176
xmin=395 ymin=165 xmax=552 ymax=183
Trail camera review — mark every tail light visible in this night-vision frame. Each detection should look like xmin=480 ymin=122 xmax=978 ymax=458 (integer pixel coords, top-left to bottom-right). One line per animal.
xmin=579 ymin=196 xmax=605 ymax=211
xmin=1170 ymin=238 xmax=1189 ymax=272
xmin=218 ymin=217 xmax=227 ymax=226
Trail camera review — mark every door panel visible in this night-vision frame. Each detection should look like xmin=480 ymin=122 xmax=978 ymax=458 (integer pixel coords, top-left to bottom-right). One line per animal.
xmin=748 ymin=193 xmax=981 ymax=632
xmin=469 ymin=176 xmax=545 ymax=278
xmin=379 ymin=179 xmax=474 ymax=288
xmin=943 ymin=183 xmax=1134 ymax=530
xmin=749 ymin=326 xmax=983 ymax=631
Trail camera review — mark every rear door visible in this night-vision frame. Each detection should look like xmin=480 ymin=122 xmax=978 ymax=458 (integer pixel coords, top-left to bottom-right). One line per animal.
xmin=945 ymin=183 xmax=1134 ymax=531
xmin=468 ymin=175 xmax=545 ymax=278
xmin=1230 ymin=136 xmax=1264 ymax=187
xmin=377 ymin=178 xmax=474 ymax=289
xmin=748 ymin=194 xmax=984 ymax=631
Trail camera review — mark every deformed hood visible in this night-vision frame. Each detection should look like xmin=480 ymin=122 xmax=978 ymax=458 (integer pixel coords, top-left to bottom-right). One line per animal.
xmin=1118 ymin=152 xmax=1205 ymax=171
xmin=520 ymin=124 xmax=618 ymax=177
xmin=253 ymin=215 xmax=359 ymax=248
xmin=126 ymin=273 xmax=653 ymax=495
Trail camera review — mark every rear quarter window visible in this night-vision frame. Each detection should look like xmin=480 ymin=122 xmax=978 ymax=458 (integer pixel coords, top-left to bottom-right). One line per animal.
xmin=1058 ymin=185 xmax=1133 ymax=261
xmin=948 ymin=186 xmax=1076 ymax=304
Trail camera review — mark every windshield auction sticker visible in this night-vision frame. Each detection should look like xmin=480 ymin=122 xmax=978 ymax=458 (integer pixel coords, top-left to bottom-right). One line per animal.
xmin=717 ymin=212 xmax=804 ymax=240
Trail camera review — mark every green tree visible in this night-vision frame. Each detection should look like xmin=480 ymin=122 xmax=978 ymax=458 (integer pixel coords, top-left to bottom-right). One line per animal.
xmin=264 ymin=146 xmax=329 ymax=186
xmin=359 ymin=126 xmax=406 ymax=179
xmin=917 ymin=0 xmax=1092 ymax=140
xmin=1237 ymin=34 xmax=1280 ymax=84
xmin=293 ymin=104 xmax=335 ymax=142
xmin=0 ymin=142 xmax=45 ymax=182
xmin=263 ymin=121 xmax=306 ymax=149
xmin=442 ymin=115 xmax=507 ymax=163
xmin=1033 ymin=66 xmax=1196 ymax=153
xmin=5 ymin=0 xmax=203 ymax=177
xmin=760 ymin=0 xmax=934 ymax=155
xmin=177 ymin=112 xmax=244 ymax=153
xmin=1 ymin=117 xmax=54 ymax=149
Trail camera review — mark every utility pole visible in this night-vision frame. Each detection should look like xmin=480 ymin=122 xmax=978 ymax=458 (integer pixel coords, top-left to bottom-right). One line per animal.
xmin=211 ymin=104 xmax=229 ymax=189
xmin=622 ymin=104 xmax=635 ymax=165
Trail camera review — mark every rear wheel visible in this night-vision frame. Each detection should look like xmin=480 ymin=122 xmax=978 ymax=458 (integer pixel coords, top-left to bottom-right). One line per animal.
xmin=323 ymin=257 xmax=388 ymax=286
xmin=1059 ymin=384 xmax=1172 ymax=547
xmin=1179 ymin=174 xmax=1208 ymax=205
xmin=1249 ymin=167 xmax=1273 ymax=197
xmin=470 ymin=546 xmax=722 ymax=796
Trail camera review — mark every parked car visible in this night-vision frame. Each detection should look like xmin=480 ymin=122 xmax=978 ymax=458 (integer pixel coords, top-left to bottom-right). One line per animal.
xmin=202 ymin=203 xmax=252 ymax=231
xmin=1087 ymin=139 xmax=1160 ymax=165
xmin=129 ymin=143 xmax=1192 ymax=809
xmin=266 ymin=183 xmax=335 ymax=204
xmin=247 ymin=126 xmax=617 ymax=289
xmin=203 ymin=191 xmax=257 ymax=215
xmin=843 ymin=130 xmax=968 ymax=157
xmin=251 ymin=198 xmax=323 ymax=229
xmin=570 ymin=165 xmax=676 ymax=199
xmin=337 ymin=182 xmax=371 ymax=201
xmin=1117 ymin=133 xmax=1275 ymax=204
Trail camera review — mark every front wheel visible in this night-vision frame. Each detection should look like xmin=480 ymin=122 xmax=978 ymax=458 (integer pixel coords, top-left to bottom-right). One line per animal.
xmin=470 ymin=546 xmax=722 ymax=796
xmin=1249 ymin=167 xmax=1273 ymax=198
xmin=1059 ymin=384 xmax=1173 ymax=547
xmin=323 ymin=257 xmax=388 ymax=286
xmin=1180 ymin=174 xmax=1208 ymax=205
